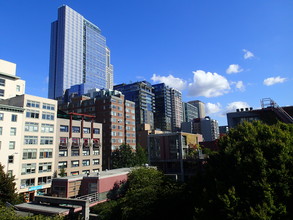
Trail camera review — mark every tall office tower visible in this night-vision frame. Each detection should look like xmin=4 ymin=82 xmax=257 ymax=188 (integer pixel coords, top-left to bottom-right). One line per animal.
xmin=152 ymin=83 xmax=172 ymax=131
xmin=182 ymin=102 xmax=198 ymax=122
xmin=188 ymin=100 xmax=206 ymax=118
xmin=48 ymin=5 xmax=113 ymax=100
xmin=170 ymin=88 xmax=183 ymax=131
xmin=114 ymin=81 xmax=155 ymax=131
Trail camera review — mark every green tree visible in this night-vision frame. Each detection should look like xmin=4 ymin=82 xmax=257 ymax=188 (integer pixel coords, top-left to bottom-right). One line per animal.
xmin=134 ymin=144 xmax=148 ymax=166
xmin=0 ymin=163 xmax=19 ymax=205
xmin=111 ymin=144 xmax=136 ymax=169
xmin=193 ymin=121 xmax=293 ymax=219
xmin=59 ymin=167 xmax=66 ymax=177
xmin=91 ymin=167 xmax=193 ymax=220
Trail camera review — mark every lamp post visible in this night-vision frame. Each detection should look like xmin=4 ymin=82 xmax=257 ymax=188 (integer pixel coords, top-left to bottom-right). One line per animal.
xmin=7 ymin=152 xmax=18 ymax=176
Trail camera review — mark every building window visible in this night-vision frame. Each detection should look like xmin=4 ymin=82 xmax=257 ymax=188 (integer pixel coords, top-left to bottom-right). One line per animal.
xmin=72 ymin=138 xmax=80 ymax=147
xmin=60 ymin=125 xmax=68 ymax=132
xmin=71 ymin=149 xmax=80 ymax=156
xmin=9 ymin=141 xmax=15 ymax=150
xmin=82 ymin=149 xmax=90 ymax=156
xmin=39 ymin=162 xmax=52 ymax=173
xmin=93 ymin=159 xmax=100 ymax=165
xmin=40 ymin=136 xmax=53 ymax=145
xmin=41 ymin=124 xmax=54 ymax=133
xmin=22 ymin=149 xmax=37 ymax=160
xmin=0 ymin=78 xmax=5 ymax=86
xmin=82 ymin=160 xmax=90 ymax=166
xmin=21 ymin=163 xmax=36 ymax=175
xmin=82 ymin=170 xmax=90 ymax=175
xmin=93 ymin=169 xmax=100 ymax=173
xmin=38 ymin=176 xmax=52 ymax=185
xmin=58 ymin=161 xmax=67 ymax=169
xmin=0 ymin=113 xmax=3 ymax=120
xmin=59 ymin=150 xmax=68 ymax=157
xmin=11 ymin=114 xmax=17 ymax=122
xmin=71 ymin=171 xmax=79 ymax=176
xmin=0 ymin=127 xmax=2 ymax=135
xmin=93 ymin=128 xmax=100 ymax=134
xmin=16 ymin=85 xmax=21 ymax=92
xmin=39 ymin=148 xmax=53 ymax=159
xmin=8 ymin=155 xmax=14 ymax=163
xmin=71 ymin=160 xmax=79 ymax=167
xmin=26 ymin=100 xmax=40 ymax=108
xmin=83 ymin=127 xmax=90 ymax=133
xmin=0 ymin=89 xmax=4 ymax=97
xmin=24 ymin=136 xmax=38 ymax=145
xmin=42 ymin=112 xmax=54 ymax=120
xmin=10 ymin=127 xmax=16 ymax=136
xmin=25 ymin=122 xmax=39 ymax=132
xmin=21 ymin=178 xmax=35 ymax=187
xmin=72 ymin=126 xmax=80 ymax=133
xmin=7 ymin=170 xmax=13 ymax=177
xmin=26 ymin=110 xmax=39 ymax=119
xmin=42 ymin=103 xmax=55 ymax=111
xmin=93 ymin=149 xmax=100 ymax=155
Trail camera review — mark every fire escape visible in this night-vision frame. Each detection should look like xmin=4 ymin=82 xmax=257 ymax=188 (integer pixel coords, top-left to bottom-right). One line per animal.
xmin=261 ymin=98 xmax=293 ymax=123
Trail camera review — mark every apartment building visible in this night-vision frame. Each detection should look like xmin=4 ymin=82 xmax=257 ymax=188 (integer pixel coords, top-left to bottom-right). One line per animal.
xmin=56 ymin=113 xmax=102 ymax=176
xmin=0 ymin=94 xmax=57 ymax=201
xmin=58 ymin=89 xmax=136 ymax=170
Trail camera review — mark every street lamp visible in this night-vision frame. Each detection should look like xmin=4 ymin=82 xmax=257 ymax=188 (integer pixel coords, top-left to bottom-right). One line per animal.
xmin=7 ymin=152 xmax=18 ymax=175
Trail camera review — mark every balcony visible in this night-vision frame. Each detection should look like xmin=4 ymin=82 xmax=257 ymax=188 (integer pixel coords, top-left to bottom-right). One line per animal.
xmin=72 ymin=142 xmax=80 ymax=148
xmin=59 ymin=142 xmax=68 ymax=149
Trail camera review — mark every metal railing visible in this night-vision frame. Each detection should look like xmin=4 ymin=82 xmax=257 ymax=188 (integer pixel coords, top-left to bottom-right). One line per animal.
xmin=76 ymin=192 xmax=99 ymax=203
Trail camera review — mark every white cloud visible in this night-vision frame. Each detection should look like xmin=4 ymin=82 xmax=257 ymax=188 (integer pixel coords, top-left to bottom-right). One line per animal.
xmin=151 ymin=74 xmax=187 ymax=91
xmin=187 ymin=70 xmax=230 ymax=98
xmin=231 ymin=80 xmax=245 ymax=91
xmin=205 ymin=102 xmax=221 ymax=114
xmin=263 ymin=76 xmax=287 ymax=86
xmin=226 ymin=101 xmax=250 ymax=113
xmin=243 ymin=49 xmax=254 ymax=59
xmin=226 ymin=64 xmax=243 ymax=74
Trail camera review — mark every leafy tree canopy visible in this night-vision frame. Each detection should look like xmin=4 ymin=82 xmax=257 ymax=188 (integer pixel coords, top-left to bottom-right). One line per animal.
xmin=0 ymin=163 xmax=19 ymax=205
xmin=193 ymin=121 xmax=293 ymax=219
xmin=111 ymin=144 xmax=148 ymax=169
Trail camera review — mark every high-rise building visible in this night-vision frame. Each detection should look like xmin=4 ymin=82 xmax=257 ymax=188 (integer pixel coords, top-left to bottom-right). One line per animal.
xmin=48 ymin=5 xmax=113 ymax=100
xmin=152 ymin=83 xmax=172 ymax=131
xmin=182 ymin=102 xmax=198 ymax=122
xmin=58 ymin=89 xmax=136 ymax=170
xmin=170 ymin=88 xmax=183 ymax=131
xmin=193 ymin=116 xmax=219 ymax=141
xmin=188 ymin=100 xmax=205 ymax=118
xmin=114 ymin=81 xmax=155 ymax=131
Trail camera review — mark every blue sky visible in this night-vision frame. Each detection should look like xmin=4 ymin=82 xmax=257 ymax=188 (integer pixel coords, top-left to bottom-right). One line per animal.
xmin=0 ymin=0 xmax=292 ymax=125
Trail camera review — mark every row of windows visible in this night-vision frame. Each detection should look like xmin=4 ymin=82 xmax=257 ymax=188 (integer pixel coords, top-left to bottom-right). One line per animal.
xmin=60 ymin=125 xmax=100 ymax=134
xmin=58 ymin=158 xmax=100 ymax=169
xmin=21 ymin=162 xmax=52 ymax=175
xmin=59 ymin=149 xmax=100 ymax=157
xmin=20 ymin=176 xmax=52 ymax=188
xmin=24 ymin=136 xmax=53 ymax=145
xmin=27 ymin=100 xmax=55 ymax=111
xmin=26 ymin=110 xmax=55 ymax=120
xmin=25 ymin=122 xmax=54 ymax=133
xmin=61 ymin=168 xmax=100 ymax=177
xmin=22 ymin=148 xmax=53 ymax=159
xmin=0 ymin=113 xmax=17 ymax=121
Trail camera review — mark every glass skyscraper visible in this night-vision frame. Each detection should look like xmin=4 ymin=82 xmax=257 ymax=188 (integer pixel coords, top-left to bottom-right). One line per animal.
xmin=48 ymin=5 xmax=113 ymax=100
